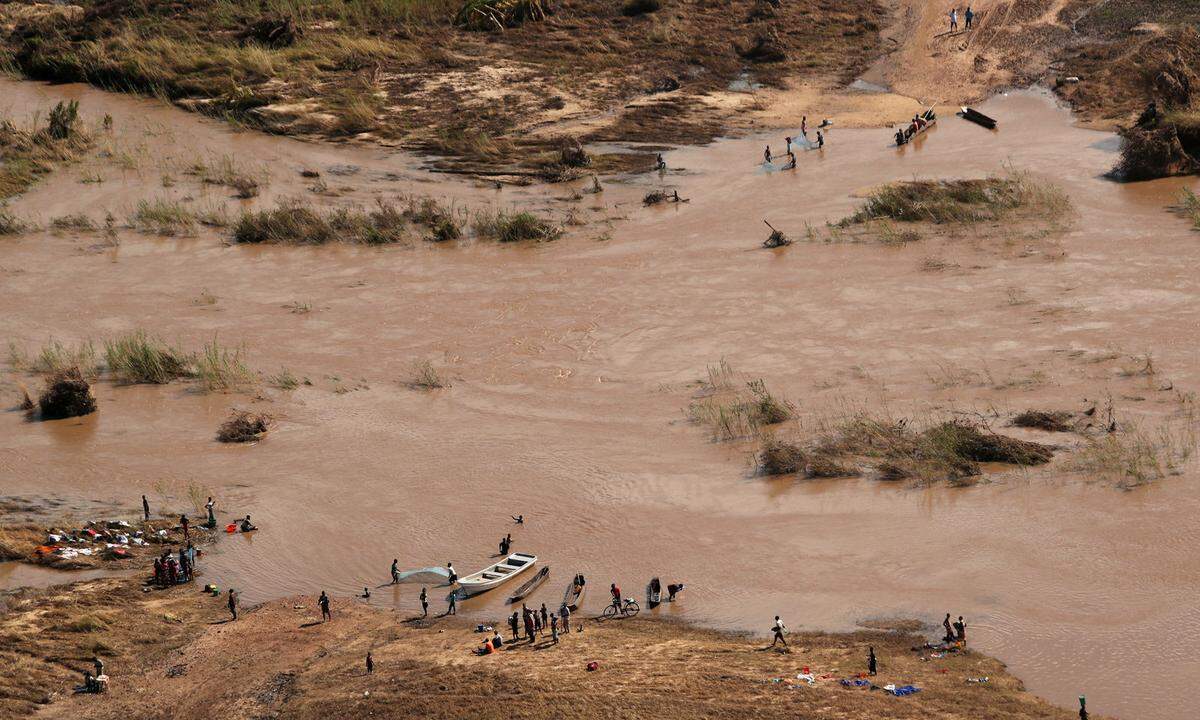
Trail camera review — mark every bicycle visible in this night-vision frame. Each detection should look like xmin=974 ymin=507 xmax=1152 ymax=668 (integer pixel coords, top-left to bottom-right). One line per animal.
xmin=602 ymin=597 xmax=640 ymax=620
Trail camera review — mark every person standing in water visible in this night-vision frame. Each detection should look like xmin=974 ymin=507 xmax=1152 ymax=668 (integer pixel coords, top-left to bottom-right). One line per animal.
xmin=419 ymin=587 xmax=428 ymax=617
xmin=511 ymin=515 xmax=524 ymax=524
xmin=763 ymin=145 xmax=772 ymax=164
xmin=655 ymin=154 xmax=667 ymax=172
xmin=943 ymin=613 xmax=955 ymax=643
xmin=1078 ymin=696 xmax=1088 ymax=720
xmin=785 ymin=136 xmax=792 ymax=154
xmin=868 ymin=646 xmax=877 ymax=675
xmin=142 ymin=495 xmax=150 ymax=521
xmin=801 ymin=116 xmax=808 ymax=137
xmin=770 ymin=616 xmax=788 ymax=648
xmin=319 ymin=591 xmax=332 ymax=622
xmin=204 ymin=496 xmax=216 ymax=528
xmin=391 ymin=558 xmax=400 ymax=584
xmin=816 ymin=130 xmax=825 ymax=149
xmin=954 ymin=616 xmax=966 ymax=642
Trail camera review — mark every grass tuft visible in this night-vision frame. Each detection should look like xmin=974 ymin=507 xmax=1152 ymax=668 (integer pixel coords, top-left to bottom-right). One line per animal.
xmin=103 ymin=331 xmax=191 ymax=384
xmin=131 ymin=199 xmax=196 ymax=236
xmin=473 ymin=210 xmax=562 ymax=243
xmin=405 ymin=359 xmax=449 ymax=389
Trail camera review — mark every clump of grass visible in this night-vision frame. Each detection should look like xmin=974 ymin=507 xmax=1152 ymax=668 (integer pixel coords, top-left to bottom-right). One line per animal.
xmin=9 ymin=338 xmax=100 ymax=377
xmin=269 ymin=367 xmax=300 ymax=390
xmin=473 ymin=210 xmax=562 ymax=243
xmin=405 ymin=359 xmax=449 ymax=389
xmin=130 ymin=199 xmax=196 ymax=236
xmin=757 ymin=437 xmax=859 ymax=478
xmin=1176 ymin=188 xmax=1200 ymax=229
xmin=454 ymin=0 xmax=550 ymax=32
xmin=103 ymin=330 xmax=191 ymax=384
xmin=1069 ymin=424 xmax=1194 ymax=490
xmin=687 ymin=363 xmax=793 ymax=441
xmin=189 ymin=155 xmax=264 ymax=198
xmin=50 ymin=213 xmax=95 ymax=231
xmin=0 ymin=206 xmax=28 ymax=234
xmin=194 ymin=339 xmax=253 ymax=391
xmin=1012 ymin=410 xmax=1075 ymax=432
xmin=841 ymin=173 xmax=1069 ymax=226
xmin=33 ymin=367 xmax=97 ymax=420
xmin=217 ymin=409 xmax=271 ymax=443
xmin=403 ymin=197 xmax=460 ymax=241
xmin=1 ymin=100 xmax=92 ymax=199
xmin=64 ymin=613 xmax=110 ymax=633
xmin=234 ymin=200 xmax=406 ymax=245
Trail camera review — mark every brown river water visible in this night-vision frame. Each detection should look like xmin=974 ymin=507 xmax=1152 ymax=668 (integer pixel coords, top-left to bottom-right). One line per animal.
xmin=2 ymin=78 xmax=1199 ymax=719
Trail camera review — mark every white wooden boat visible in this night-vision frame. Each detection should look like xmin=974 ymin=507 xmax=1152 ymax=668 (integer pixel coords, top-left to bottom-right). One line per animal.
xmin=456 ymin=552 xmax=537 ymax=597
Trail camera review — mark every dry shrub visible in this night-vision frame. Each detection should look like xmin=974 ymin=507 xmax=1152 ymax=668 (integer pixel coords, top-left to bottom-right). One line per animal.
xmin=1012 ymin=410 xmax=1074 ymax=432
xmin=35 ymin=367 xmax=97 ymax=420
xmin=217 ymin=410 xmax=271 ymax=443
xmin=1110 ymin=124 xmax=1200 ymax=181
xmin=406 ymin=359 xmax=449 ymax=390
xmin=687 ymin=364 xmax=793 ymax=442
xmin=758 ymin=437 xmax=805 ymax=475
xmin=473 ymin=210 xmax=561 ymax=243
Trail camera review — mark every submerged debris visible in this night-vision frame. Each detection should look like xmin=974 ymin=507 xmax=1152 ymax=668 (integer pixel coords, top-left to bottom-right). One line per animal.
xmin=1012 ymin=410 xmax=1075 ymax=433
xmin=762 ymin=220 xmax=791 ymax=248
xmin=217 ymin=410 xmax=272 ymax=443
xmin=34 ymin=367 xmax=97 ymax=420
xmin=643 ymin=189 xmax=687 ymax=206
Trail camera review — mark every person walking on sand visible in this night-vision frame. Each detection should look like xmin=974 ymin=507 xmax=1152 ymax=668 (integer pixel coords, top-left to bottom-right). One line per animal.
xmin=954 ymin=616 xmax=966 ymax=642
xmin=540 ymin=603 xmax=548 ymax=630
xmin=447 ymin=591 xmax=457 ymax=616
xmin=771 ymin=616 xmax=788 ymax=648
xmin=550 ymin=613 xmax=559 ymax=644
xmin=180 ymin=514 xmax=189 ymax=541
xmin=610 ymin=583 xmax=622 ymax=612
xmin=509 ymin=611 xmax=520 ymax=641
xmin=205 ymin=496 xmax=216 ymax=528
xmin=949 ymin=7 xmax=958 ymax=32
xmin=523 ymin=605 xmax=535 ymax=642
xmin=965 ymin=5 xmax=974 ymax=29
xmin=319 ymin=591 xmax=332 ymax=622
xmin=391 ymin=558 xmax=400 ymax=585
xmin=868 ymin=646 xmax=877 ymax=675
xmin=366 ymin=651 xmax=374 ymax=674
xmin=943 ymin=613 xmax=955 ymax=643
xmin=561 ymin=603 xmax=571 ymax=634
xmin=227 ymin=588 xmax=238 ymax=621
xmin=420 ymin=587 xmax=429 ymax=617
xmin=142 ymin=494 xmax=150 ymax=521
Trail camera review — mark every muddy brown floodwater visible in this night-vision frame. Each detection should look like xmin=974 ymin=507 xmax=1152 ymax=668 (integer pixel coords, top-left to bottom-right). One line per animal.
xmin=2 ymin=78 xmax=1199 ymax=719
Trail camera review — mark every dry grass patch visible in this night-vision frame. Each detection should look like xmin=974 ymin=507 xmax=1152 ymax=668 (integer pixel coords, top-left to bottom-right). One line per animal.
xmin=104 ymin=330 xmax=191 ymax=384
xmin=840 ymin=174 xmax=1070 ymax=227
xmin=472 ymin=209 xmax=562 ymax=243
xmin=405 ymin=359 xmax=449 ymax=389
xmin=233 ymin=200 xmax=407 ymax=245
xmin=0 ymin=100 xmax=91 ymax=199
xmin=130 ymin=199 xmax=196 ymax=236
xmin=1012 ymin=409 xmax=1075 ymax=432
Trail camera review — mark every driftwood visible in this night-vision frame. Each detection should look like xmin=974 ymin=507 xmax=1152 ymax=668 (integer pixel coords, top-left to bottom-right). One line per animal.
xmin=762 ymin=220 xmax=791 ymax=248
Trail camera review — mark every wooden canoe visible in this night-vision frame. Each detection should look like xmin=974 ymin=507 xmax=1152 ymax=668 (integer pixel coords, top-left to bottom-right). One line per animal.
xmin=960 ymin=107 xmax=997 ymax=129
xmin=508 ymin=565 xmax=550 ymax=603
xmin=456 ymin=552 xmax=537 ymax=597
xmin=895 ymin=108 xmax=937 ymax=146
xmin=561 ymin=573 xmax=586 ymax=612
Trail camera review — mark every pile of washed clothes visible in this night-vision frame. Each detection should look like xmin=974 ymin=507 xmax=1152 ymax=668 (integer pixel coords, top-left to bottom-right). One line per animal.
xmin=36 ymin=520 xmax=162 ymax=561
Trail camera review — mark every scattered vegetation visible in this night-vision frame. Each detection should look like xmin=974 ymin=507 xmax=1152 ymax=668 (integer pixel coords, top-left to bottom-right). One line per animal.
xmin=193 ymin=340 xmax=253 ymax=391
xmin=8 ymin=338 xmax=101 ymax=377
xmin=269 ymin=367 xmax=301 ymax=390
xmin=103 ymin=331 xmax=191 ymax=385
xmin=188 ymin=155 xmax=264 ymax=198
xmin=1 ymin=100 xmax=91 ymax=199
xmin=217 ymin=409 xmax=271 ymax=443
xmin=32 ymin=367 xmax=97 ymax=420
xmin=130 ymin=199 xmax=196 ymax=236
xmin=405 ymin=359 xmax=449 ymax=390
xmin=687 ymin=361 xmax=793 ymax=441
xmin=0 ymin=206 xmax=27 ymax=235
xmin=840 ymin=174 xmax=1070 ymax=226
xmin=234 ymin=200 xmax=406 ymax=245
xmin=1069 ymin=421 xmax=1196 ymax=490
xmin=1175 ymin=187 xmax=1200 ymax=229
xmin=404 ymin=197 xmax=460 ymax=242
xmin=473 ymin=210 xmax=562 ymax=243
xmin=50 ymin=213 xmax=96 ymax=232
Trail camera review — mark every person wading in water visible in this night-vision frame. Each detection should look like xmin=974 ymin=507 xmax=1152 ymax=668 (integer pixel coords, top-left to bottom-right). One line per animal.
xmin=943 ymin=613 xmax=955 ymax=643
xmin=391 ymin=558 xmax=400 ymax=584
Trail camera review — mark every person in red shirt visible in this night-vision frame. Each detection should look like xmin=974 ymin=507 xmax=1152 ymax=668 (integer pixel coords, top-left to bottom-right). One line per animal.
xmin=610 ymin=583 xmax=622 ymax=611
